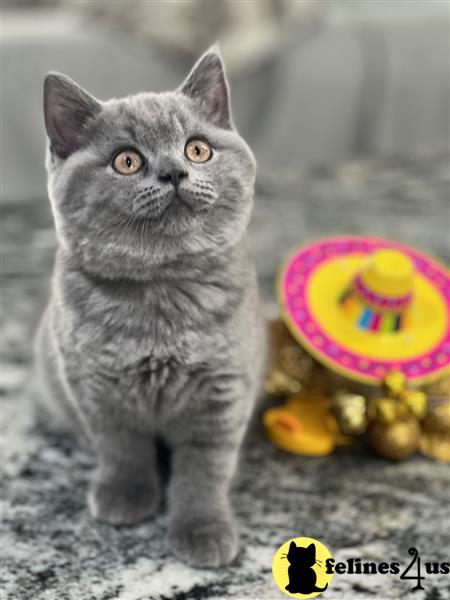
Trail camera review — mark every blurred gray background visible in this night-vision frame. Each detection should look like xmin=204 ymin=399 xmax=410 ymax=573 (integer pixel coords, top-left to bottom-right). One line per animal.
xmin=2 ymin=0 xmax=449 ymax=205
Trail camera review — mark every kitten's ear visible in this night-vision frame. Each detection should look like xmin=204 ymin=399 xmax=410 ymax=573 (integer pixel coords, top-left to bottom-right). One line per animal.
xmin=307 ymin=544 xmax=316 ymax=556
xmin=289 ymin=541 xmax=297 ymax=551
xmin=179 ymin=46 xmax=233 ymax=130
xmin=43 ymin=73 xmax=101 ymax=158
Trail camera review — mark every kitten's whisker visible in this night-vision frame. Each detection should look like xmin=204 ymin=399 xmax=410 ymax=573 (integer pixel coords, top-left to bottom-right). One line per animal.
xmin=143 ymin=216 xmax=150 ymax=250
xmin=117 ymin=211 xmax=145 ymax=251
xmin=110 ymin=213 xmax=135 ymax=244
xmin=122 ymin=213 xmax=140 ymax=248
xmin=139 ymin=216 xmax=144 ymax=254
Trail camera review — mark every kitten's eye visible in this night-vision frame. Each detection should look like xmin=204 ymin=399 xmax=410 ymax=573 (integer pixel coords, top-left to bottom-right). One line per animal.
xmin=113 ymin=150 xmax=143 ymax=175
xmin=185 ymin=139 xmax=212 ymax=163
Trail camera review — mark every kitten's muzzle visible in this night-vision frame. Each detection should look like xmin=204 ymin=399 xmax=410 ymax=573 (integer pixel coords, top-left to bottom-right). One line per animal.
xmin=158 ymin=166 xmax=188 ymax=188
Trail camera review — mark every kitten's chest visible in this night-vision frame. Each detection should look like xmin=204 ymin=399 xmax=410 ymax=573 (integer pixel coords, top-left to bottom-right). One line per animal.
xmin=61 ymin=283 xmax=232 ymax=430
xmin=64 ymin=275 xmax=231 ymax=370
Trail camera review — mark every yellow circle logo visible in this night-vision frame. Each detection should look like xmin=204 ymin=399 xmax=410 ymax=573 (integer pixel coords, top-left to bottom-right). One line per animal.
xmin=272 ymin=537 xmax=334 ymax=598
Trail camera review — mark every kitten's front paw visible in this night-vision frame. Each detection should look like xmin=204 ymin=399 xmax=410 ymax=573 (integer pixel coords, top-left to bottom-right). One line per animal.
xmin=88 ymin=478 xmax=160 ymax=526
xmin=168 ymin=515 xmax=238 ymax=568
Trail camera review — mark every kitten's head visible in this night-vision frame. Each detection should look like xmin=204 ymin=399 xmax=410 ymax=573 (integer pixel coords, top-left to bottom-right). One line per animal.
xmin=43 ymin=47 xmax=256 ymax=278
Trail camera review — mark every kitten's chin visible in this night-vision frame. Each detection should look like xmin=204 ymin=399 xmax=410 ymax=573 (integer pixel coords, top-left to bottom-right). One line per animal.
xmin=66 ymin=223 xmax=241 ymax=281
xmin=148 ymin=201 xmax=203 ymax=237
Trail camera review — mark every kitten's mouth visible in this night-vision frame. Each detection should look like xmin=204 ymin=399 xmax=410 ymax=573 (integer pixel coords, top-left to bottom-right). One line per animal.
xmin=129 ymin=190 xmax=200 ymax=238
xmin=130 ymin=186 xmax=214 ymax=240
xmin=173 ymin=191 xmax=194 ymax=210
xmin=136 ymin=188 xmax=204 ymax=220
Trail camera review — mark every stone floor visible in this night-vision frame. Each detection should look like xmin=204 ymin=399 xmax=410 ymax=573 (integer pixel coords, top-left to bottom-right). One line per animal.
xmin=2 ymin=153 xmax=450 ymax=599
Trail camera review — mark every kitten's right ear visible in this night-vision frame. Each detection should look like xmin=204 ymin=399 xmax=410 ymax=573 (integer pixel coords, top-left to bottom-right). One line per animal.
xmin=289 ymin=541 xmax=297 ymax=551
xmin=43 ymin=73 xmax=101 ymax=159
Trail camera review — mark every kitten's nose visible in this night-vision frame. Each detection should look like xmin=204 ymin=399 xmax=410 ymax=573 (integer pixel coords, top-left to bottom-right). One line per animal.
xmin=158 ymin=167 xmax=188 ymax=187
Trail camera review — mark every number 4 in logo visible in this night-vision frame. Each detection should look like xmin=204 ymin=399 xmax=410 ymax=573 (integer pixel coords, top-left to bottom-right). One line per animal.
xmin=400 ymin=548 xmax=425 ymax=591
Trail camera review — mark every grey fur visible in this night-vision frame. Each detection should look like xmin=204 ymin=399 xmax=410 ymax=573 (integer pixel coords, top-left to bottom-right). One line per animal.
xmin=33 ymin=47 xmax=264 ymax=568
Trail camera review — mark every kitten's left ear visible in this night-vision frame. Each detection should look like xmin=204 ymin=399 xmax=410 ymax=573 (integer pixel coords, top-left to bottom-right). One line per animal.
xmin=179 ymin=46 xmax=233 ymax=130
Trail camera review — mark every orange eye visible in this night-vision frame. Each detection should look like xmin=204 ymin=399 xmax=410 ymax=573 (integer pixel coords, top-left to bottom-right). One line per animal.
xmin=185 ymin=139 xmax=212 ymax=163
xmin=113 ymin=150 xmax=143 ymax=175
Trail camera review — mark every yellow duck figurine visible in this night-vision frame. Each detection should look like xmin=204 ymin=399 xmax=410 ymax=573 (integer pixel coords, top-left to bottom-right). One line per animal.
xmin=263 ymin=394 xmax=352 ymax=457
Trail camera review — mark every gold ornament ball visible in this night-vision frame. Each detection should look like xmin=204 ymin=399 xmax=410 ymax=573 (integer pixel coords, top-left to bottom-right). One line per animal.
xmin=375 ymin=397 xmax=398 ymax=424
xmin=422 ymin=401 xmax=450 ymax=433
xmin=264 ymin=369 xmax=303 ymax=396
xmin=265 ymin=319 xmax=329 ymax=396
xmin=420 ymin=430 xmax=450 ymax=463
xmin=384 ymin=371 xmax=407 ymax=396
xmin=423 ymin=375 xmax=450 ymax=432
xmin=404 ymin=391 xmax=428 ymax=421
xmin=332 ymin=393 xmax=367 ymax=435
xmin=369 ymin=416 xmax=420 ymax=461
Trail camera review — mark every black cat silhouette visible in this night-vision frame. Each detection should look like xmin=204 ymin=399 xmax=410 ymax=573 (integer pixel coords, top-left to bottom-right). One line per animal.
xmin=285 ymin=541 xmax=328 ymax=595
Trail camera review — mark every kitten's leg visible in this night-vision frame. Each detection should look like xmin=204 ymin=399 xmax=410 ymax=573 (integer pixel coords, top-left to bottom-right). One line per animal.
xmin=32 ymin=310 xmax=86 ymax=441
xmin=167 ymin=429 xmax=245 ymax=567
xmin=87 ymin=429 xmax=160 ymax=526
xmin=60 ymin=365 xmax=161 ymax=526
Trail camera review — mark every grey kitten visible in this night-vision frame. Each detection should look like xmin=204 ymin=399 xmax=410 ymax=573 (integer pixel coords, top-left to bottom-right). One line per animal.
xmin=33 ymin=47 xmax=264 ymax=568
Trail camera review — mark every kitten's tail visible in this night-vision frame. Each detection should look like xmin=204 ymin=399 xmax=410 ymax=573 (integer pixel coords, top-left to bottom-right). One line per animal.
xmin=314 ymin=583 xmax=328 ymax=592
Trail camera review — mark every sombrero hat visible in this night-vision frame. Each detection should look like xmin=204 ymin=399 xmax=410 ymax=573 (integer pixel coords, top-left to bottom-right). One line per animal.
xmin=278 ymin=236 xmax=449 ymax=386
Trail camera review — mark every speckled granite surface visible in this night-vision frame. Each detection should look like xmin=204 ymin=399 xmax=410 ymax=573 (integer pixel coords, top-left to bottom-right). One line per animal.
xmin=3 ymin=154 xmax=450 ymax=599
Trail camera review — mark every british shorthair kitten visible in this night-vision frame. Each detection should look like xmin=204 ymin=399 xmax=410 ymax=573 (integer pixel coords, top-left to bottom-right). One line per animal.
xmin=33 ymin=47 xmax=264 ymax=567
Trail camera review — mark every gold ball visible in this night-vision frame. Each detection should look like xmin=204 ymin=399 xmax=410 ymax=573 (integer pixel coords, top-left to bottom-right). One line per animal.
xmin=279 ymin=344 xmax=316 ymax=382
xmin=266 ymin=319 xmax=329 ymax=395
xmin=419 ymin=430 xmax=450 ymax=463
xmin=384 ymin=371 xmax=406 ymax=397
xmin=369 ymin=417 xmax=420 ymax=461
xmin=332 ymin=393 xmax=367 ymax=435
xmin=422 ymin=401 xmax=450 ymax=433
xmin=422 ymin=375 xmax=450 ymax=433
xmin=264 ymin=369 xmax=293 ymax=396
xmin=375 ymin=397 xmax=399 ymax=424
xmin=404 ymin=391 xmax=428 ymax=420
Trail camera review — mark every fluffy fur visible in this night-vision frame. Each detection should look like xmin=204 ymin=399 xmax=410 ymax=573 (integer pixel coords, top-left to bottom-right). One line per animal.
xmin=33 ymin=47 xmax=264 ymax=568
